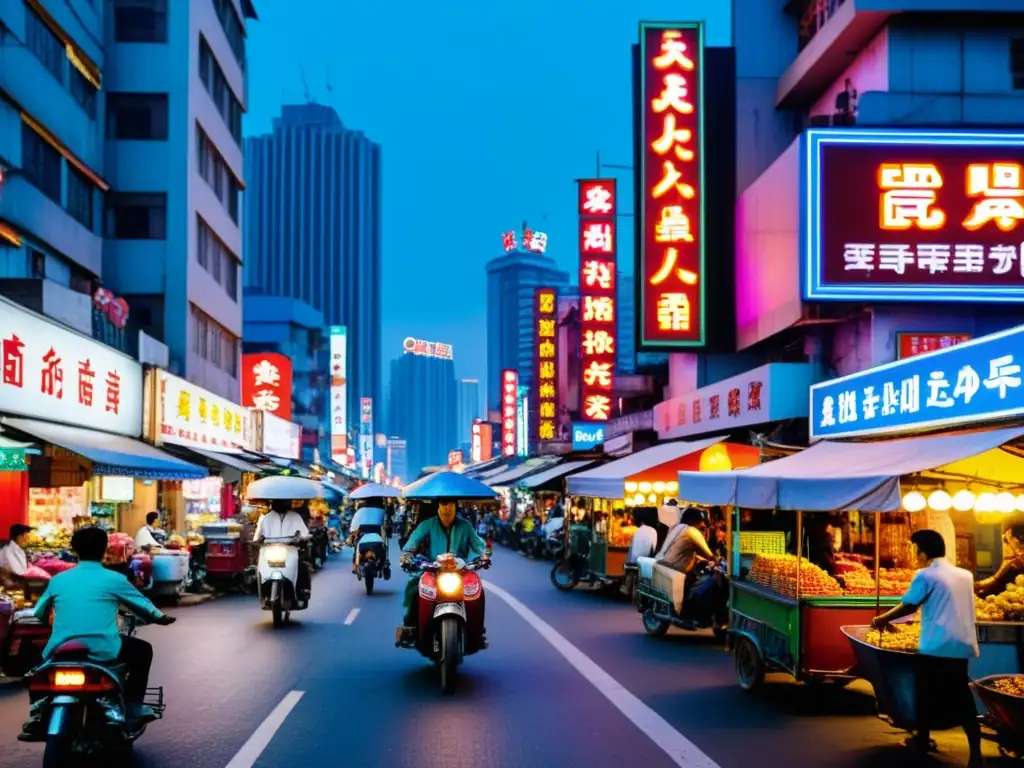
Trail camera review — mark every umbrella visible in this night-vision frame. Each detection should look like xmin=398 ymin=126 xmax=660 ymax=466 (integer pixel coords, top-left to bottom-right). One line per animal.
xmin=350 ymin=482 xmax=401 ymax=500
xmin=402 ymin=471 xmax=499 ymax=500
xmin=246 ymin=475 xmax=325 ymax=501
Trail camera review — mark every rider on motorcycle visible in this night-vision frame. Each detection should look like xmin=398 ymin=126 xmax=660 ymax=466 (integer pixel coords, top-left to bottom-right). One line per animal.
xmin=396 ymin=501 xmax=488 ymax=644
xmin=20 ymin=527 xmax=176 ymax=740
xmin=348 ymin=501 xmax=386 ymax=573
xmin=255 ymin=499 xmax=311 ymax=599
xmin=656 ymin=506 xmax=716 ymax=594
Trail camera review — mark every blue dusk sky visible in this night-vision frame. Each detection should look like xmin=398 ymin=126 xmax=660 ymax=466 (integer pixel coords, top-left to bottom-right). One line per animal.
xmin=245 ymin=3 xmax=732 ymax=389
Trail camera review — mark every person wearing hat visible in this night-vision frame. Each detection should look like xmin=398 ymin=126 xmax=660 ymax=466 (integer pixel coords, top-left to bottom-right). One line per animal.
xmin=0 ymin=523 xmax=32 ymax=577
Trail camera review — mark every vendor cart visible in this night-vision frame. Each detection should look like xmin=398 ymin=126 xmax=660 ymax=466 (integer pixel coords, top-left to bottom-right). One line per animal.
xmin=202 ymin=522 xmax=254 ymax=591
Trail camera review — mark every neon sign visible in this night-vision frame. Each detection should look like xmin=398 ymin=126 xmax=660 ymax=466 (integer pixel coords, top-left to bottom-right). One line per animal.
xmin=803 ymin=128 xmax=1024 ymax=302
xmin=402 ymin=337 xmax=453 ymax=359
xmin=534 ymin=288 xmax=558 ymax=442
xmin=577 ymin=179 xmax=617 ymax=422
xmin=896 ymin=333 xmax=972 ymax=360
xmin=502 ymin=225 xmax=549 ymax=254
xmin=638 ymin=22 xmax=706 ymax=348
xmin=500 ymin=369 xmax=518 ymax=456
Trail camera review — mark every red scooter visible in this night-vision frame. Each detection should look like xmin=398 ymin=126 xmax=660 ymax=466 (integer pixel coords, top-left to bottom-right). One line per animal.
xmin=397 ymin=553 xmax=490 ymax=694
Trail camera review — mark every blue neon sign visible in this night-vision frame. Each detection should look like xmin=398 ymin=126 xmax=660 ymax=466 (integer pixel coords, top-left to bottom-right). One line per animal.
xmin=810 ymin=325 xmax=1024 ymax=439
xmin=571 ymin=423 xmax=605 ymax=450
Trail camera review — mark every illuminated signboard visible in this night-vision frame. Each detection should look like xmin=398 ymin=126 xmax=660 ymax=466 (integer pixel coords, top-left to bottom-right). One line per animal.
xmin=896 ymin=333 xmax=972 ymax=360
xmin=578 ymin=178 xmax=617 ymax=422
xmin=402 ymin=336 xmax=453 ymax=359
xmin=241 ymin=353 xmax=293 ymax=420
xmin=329 ymin=326 xmax=347 ymax=462
xmin=471 ymin=419 xmax=493 ymax=462
xmin=500 ymin=369 xmax=518 ymax=457
xmin=572 ymin=423 xmax=605 ymax=450
xmin=359 ymin=397 xmax=373 ymax=479
xmin=534 ymin=287 xmax=559 ymax=442
xmin=502 ymin=225 xmax=549 ymax=254
xmin=803 ymin=128 xmax=1024 ymax=302
xmin=448 ymin=450 xmax=463 ymax=469
xmin=638 ymin=22 xmax=706 ymax=348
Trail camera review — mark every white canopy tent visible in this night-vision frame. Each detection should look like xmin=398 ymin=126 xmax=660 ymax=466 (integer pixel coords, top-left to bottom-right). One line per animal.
xmin=676 ymin=425 xmax=1024 ymax=512
xmin=567 ymin=436 xmax=728 ymax=499
xmin=486 ymin=457 xmax=560 ymax=488
xmin=518 ymin=460 xmax=595 ymax=490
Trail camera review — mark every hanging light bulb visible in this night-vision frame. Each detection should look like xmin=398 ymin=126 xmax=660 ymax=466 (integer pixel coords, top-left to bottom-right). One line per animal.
xmin=666 ymin=481 xmax=679 ymax=493
xmin=976 ymin=492 xmax=998 ymax=513
xmin=633 ymin=493 xmax=645 ymax=505
xmin=1016 ymin=494 xmax=1024 ymax=513
xmin=624 ymin=497 xmax=635 ymax=507
xmin=653 ymin=481 xmax=666 ymax=493
xmin=996 ymin=492 xmax=1017 ymax=513
xmin=902 ymin=491 xmax=926 ymax=513
xmin=638 ymin=482 xmax=652 ymax=493
xmin=625 ymin=481 xmax=638 ymax=493
xmin=927 ymin=490 xmax=952 ymax=512
xmin=952 ymin=489 xmax=976 ymax=512
xmin=647 ymin=493 xmax=658 ymax=503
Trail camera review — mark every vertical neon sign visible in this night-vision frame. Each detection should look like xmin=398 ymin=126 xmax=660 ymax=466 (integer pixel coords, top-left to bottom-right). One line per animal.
xmin=534 ymin=287 xmax=559 ymax=443
xmin=500 ymin=369 xmax=518 ymax=457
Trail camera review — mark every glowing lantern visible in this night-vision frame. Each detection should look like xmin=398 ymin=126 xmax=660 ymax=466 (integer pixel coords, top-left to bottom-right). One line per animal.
xmin=653 ymin=481 xmax=666 ymax=493
xmin=633 ymin=493 xmax=645 ymax=505
xmin=666 ymin=481 xmax=679 ymax=492
xmin=996 ymin=492 xmax=1017 ymax=514
xmin=625 ymin=481 xmax=638 ymax=493
xmin=699 ymin=444 xmax=732 ymax=472
xmin=1016 ymin=494 xmax=1024 ymax=513
xmin=638 ymin=482 xmax=652 ymax=493
xmin=952 ymin=490 xmax=976 ymax=512
xmin=975 ymin=492 xmax=997 ymax=513
xmin=901 ymin=491 xmax=926 ymax=513
xmin=927 ymin=490 xmax=952 ymax=512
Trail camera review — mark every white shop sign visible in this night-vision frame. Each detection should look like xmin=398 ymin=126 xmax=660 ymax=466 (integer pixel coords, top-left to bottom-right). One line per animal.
xmin=158 ymin=371 xmax=253 ymax=452
xmin=261 ymin=411 xmax=301 ymax=459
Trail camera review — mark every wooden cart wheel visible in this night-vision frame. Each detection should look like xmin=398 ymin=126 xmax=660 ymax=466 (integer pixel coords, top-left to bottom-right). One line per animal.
xmin=734 ymin=637 xmax=765 ymax=691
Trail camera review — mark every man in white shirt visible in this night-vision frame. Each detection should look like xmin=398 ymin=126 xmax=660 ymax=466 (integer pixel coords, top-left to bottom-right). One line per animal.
xmin=0 ymin=524 xmax=32 ymax=577
xmin=627 ymin=508 xmax=659 ymax=565
xmin=255 ymin=500 xmax=311 ymax=598
xmin=872 ymin=529 xmax=983 ymax=766
xmin=135 ymin=512 xmax=161 ymax=551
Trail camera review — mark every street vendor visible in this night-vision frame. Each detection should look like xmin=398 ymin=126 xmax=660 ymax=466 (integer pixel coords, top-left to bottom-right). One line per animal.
xmin=871 ymin=529 xmax=982 ymax=766
xmin=975 ymin=521 xmax=1024 ymax=598
xmin=134 ymin=512 xmax=162 ymax=552
xmin=0 ymin=523 xmax=31 ymax=577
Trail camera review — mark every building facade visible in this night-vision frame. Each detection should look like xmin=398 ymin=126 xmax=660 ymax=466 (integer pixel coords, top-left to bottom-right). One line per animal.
xmin=242 ymin=103 xmax=382 ymax=433
xmin=386 ymin=436 xmax=408 ymax=486
xmin=388 ymin=347 xmax=456 ymax=477
xmin=485 ymin=249 xmax=569 ymax=412
xmin=456 ymin=378 xmax=481 ymax=455
xmin=242 ymin=289 xmax=326 ymax=462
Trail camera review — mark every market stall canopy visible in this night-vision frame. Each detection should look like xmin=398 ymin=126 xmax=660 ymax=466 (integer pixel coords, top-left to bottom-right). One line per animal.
xmin=518 ymin=460 xmax=595 ymax=490
xmin=460 ymin=457 xmax=505 ymax=478
xmin=3 ymin=416 xmax=206 ymax=480
xmin=567 ymin=436 xmax=729 ymax=499
xmin=350 ymin=482 xmax=400 ymax=500
xmin=321 ymin=481 xmax=347 ymax=497
xmin=402 ymin=471 xmax=499 ymax=500
xmin=485 ymin=457 xmax=560 ymax=487
xmin=676 ymin=425 xmax=1024 ymax=512
xmin=246 ymin=475 xmax=325 ymax=501
xmin=185 ymin=446 xmax=264 ymax=474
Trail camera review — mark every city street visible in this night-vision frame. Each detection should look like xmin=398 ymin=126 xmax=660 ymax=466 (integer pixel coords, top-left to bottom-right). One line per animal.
xmin=0 ymin=544 xmax=1008 ymax=768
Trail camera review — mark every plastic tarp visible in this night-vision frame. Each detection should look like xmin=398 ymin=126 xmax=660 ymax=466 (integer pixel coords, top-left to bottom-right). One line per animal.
xmin=518 ymin=460 xmax=595 ymax=490
xmin=4 ymin=417 xmax=207 ymax=480
xmin=676 ymin=425 xmax=1024 ymax=512
xmin=486 ymin=457 xmax=560 ymax=488
xmin=567 ymin=436 xmax=728 ymax=499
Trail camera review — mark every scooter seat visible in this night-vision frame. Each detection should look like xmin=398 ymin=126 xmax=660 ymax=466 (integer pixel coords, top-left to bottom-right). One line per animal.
xmin=653 ymin=563 xmax=686 ymax=614
xmin=636 ymin=556 xmax=656 ymax=581
xmin=51 ymin=641 xmax=91 ymax=660
xmin=358 ymin=533 xmax=384 ymax=546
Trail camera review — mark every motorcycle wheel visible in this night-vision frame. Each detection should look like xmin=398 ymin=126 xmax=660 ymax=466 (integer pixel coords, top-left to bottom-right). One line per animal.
xmin=440 ymin=617 xmax=459 ymax=695
xmin=642 ymin=608 xmax=670 ymax=637
xmin=550 ymin=561 xmax=581 ymax=591
xmin=365 ymin=573 xmax=375 ymax=595
xmin=43 ymin=733 xmax=73 ymax=768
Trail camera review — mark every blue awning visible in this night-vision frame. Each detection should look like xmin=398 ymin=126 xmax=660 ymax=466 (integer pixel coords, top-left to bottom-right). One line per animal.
xmin=3 ymin=417 xmax=207 ymax=481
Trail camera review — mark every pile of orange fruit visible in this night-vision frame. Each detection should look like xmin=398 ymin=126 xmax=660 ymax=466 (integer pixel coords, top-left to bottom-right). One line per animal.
xmin=748 ymin=554 xmax=843 ymax=598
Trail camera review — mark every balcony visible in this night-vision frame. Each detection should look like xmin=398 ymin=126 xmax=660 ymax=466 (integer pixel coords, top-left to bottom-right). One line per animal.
xmin=0 ymin=278 xmax=92 ymax=336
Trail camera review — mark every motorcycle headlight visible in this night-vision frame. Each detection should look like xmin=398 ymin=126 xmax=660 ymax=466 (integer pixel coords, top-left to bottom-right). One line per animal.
xmin=437 ymin=571 xmax=463 ymax=597
xmin=265 ymin=544 xmax=288 ymax=567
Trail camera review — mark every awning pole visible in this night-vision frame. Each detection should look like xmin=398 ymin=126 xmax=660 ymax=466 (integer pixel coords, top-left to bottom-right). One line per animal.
xmin=795 ymin=509 xmax=802 ymax=601
xmin=874 ymin=510 xmax=882 ymax=615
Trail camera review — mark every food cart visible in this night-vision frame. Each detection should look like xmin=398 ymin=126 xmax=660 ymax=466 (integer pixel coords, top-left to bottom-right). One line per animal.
xmin=557 ymin=438 xmax=758 ymax=591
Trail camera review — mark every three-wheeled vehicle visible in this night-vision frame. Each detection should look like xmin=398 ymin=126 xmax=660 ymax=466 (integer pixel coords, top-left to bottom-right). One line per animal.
xmin=246 ymin=475 xmax=324 ymax=628
xmin=398 ymin=471 xmax=494 ymax=695
xmin=349 ymin=482 xmax=401 ymax=595
xmin=550 ymin=500 xmax=634 ymax=592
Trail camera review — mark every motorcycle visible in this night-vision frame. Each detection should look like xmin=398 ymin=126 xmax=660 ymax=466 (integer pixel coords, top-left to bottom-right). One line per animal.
xmin=309 ymin=527 xmax=330 ymax=570
xmin=519 ymin=528 xmax=545 ymax=559
xmin=1 ymin=606 xmax=51 ymax=679
xmin=354 ymin=531 xmax=390 ymax=595
xmin=634 ymin=557 xmax=729 ymax=641
xmin=397 ymin=553 xmax=491 ymax=695
xmin=24 ymin=613 xmax=165 ymax=767
xmin=257 ymin=535 xmax=309 ymax=627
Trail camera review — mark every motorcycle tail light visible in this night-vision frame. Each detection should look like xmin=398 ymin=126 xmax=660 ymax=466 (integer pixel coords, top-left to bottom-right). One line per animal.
xmin=30 ymin=667 xmax=117 ymax=693
xmin=55 ymin=670 xmax=86 ymax=687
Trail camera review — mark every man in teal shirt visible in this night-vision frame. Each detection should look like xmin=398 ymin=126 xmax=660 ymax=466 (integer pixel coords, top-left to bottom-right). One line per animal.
xmin=21 ymin=527 xmax=175 ymax=740
xmin=397 ymin=502 xmax=488 ymax=642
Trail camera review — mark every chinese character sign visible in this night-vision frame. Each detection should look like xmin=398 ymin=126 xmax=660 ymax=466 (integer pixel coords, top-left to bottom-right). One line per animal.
xmin=159 ymin=371 xmax=253 ymax=451
xmin=241 ymin=353 xmax=293 ymax=420
xmin=804 ymin=128 xmax=1024 ymax=302
xmin=638 ymin=22 xmax=706 ymax=347
xmin=501 ymin=227 xmax=549 ymax=254
xmin=402 ymin=337 xmax=454 ymax=360
xmin=359 ymin=397 xmax=374 ymax=479
xmin=500 ymin=370 xmax=518 ymax=456
xmin=896 ymin=333 xmax=972 ymax=360
xmin=471 ymin=420 xmax=493 ymax=462
xmin=534 ymin=287 xmax=559 ymax=442
xmin=578 ymin=179 xmax=618 ymax=422
xmin=810 ymin=325 xmax=1024 ymax=439
xmin=330 ymin=326 xmax=348 ymax=461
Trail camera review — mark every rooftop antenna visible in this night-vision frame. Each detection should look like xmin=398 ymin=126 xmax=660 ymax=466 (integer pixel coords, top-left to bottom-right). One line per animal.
xmin=300 ymin=65 xmax=313 ymax=103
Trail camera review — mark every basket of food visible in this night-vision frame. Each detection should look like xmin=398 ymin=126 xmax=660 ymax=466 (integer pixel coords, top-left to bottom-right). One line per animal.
xmin=972 ymin=675 xmax=1024 ymax=735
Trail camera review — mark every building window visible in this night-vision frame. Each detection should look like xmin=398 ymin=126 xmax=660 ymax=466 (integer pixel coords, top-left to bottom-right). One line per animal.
xmin=70 ymin=68 xmax=98 ymax=119
xmin=199 ymin=37 xmax=213 ymax=90
xmin=198 ymin=35 xmax=243 ymax=146
xmin=211 ymin=0 xmax=245 ymax=66
xmin=20 ymin=123 xmax=62 ymax=204
xmin=113 ymin=0 xmax=168 ymax=43
xmin=25 ymin=4 xmax=65 ymax=83
xmin=190 ymin=304 xmax=239 ymax=374
xmin=107 ymin=93 xmax=169 ymax=140
xmin=196 ymin=216 xmax=239 ymax=301
xmin=66 ymin=165 xmax=94 ymax=231
xmin=1013 ymin=38 xmax=1024 ymax=91
xmin=105 ymin=193 xmax=167 ymax=239
xmin=195 ymin=124 xmax=242 ymax=223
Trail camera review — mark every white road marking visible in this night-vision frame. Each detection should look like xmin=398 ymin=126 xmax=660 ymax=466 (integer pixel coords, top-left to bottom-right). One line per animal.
xmin=344 ymin=608 xmax=360 ymax=625
xmin=484 ymin=580 xmax=720 ymax=768
xmin=224 ymin=690 xmax=304 ymax=768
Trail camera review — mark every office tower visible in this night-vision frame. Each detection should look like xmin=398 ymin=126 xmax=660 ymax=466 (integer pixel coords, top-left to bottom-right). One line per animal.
xmin=456 ymin=378 xmax=481 ymax=454
xmin=387 ymin=342 xmax=457 ymax=476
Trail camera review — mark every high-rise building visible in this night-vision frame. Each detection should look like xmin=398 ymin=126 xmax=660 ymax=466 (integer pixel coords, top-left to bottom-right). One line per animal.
xmin=242 ymin=103 xmax=382 ymax=431
xmin=485 ymin=249 xmax=569 ymax=412
xmin=101 ymin=0 xmax=257 ymax=400
xmin=617 ymin=273 xmax=636 ymax=375
xmin=388 ymin=343 xmax=456 ymax=477
xmin=456 ymin=379 xmax=481 ymax=454
xmin=386 ymin=437 xmax=408 ymax=486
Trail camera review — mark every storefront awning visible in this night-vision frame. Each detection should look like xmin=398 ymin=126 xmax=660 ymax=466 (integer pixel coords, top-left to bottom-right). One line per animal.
xmin=518 ymin=460 xmax=595 ymax=490
xmin=184 ymin=447 xmax=264 ymax=474
xmin=486 ymin=457 xmax=560 ymax=488
xmin=568 ymin=436 xmax=728 ymax=499
xmin=676 ymin=425 xmax=1024 ymax=512
xmin=4 ymin=417 xmax=207 ymax=480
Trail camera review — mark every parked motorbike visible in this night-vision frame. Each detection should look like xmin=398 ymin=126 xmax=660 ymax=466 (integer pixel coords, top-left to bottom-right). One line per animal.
xmin=1 ymin=606 xmax=50 ymax=679
xmin=355 ymin=531 xmax=390 ymax=595
xmin=257 ymin=535 xmax=310 ymax=627
xmin=397 ymin=553 xmax=490 ymax=695
xmin=634 ymin=558 xmax=729 ymax=640
xmin=309 ymin=527 xmax=330 ymax=569
xmin=24 ymin=613 xmax=166 ymax=767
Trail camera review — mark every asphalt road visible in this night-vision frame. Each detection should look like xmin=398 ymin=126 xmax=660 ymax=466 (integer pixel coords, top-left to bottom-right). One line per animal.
xmin=0 ymin=542 xmax=1013 ymax=767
